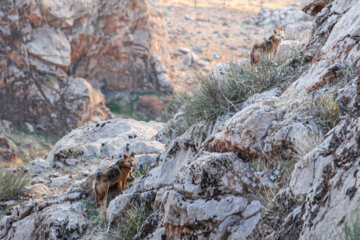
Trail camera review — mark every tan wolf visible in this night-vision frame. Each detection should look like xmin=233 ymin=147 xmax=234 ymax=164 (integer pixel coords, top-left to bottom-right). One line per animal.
xmin=93 ymin=153 xmax=136 ymax=206
xmin=250 ymin=27 xmax=284 ymax=70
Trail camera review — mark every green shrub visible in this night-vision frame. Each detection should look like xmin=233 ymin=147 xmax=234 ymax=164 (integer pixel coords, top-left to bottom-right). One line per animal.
xmin=343 ymin=216 xmax=360 ymax=240
xmin=134 ymin=168 xmax=147 ymax=178
xmin=0 ymin=168 xmax=30 ymax=201
xmin=178 ymin=53 xmax=303 ymax=126
xmin=109 ymin=203 xmax=152 ymax=240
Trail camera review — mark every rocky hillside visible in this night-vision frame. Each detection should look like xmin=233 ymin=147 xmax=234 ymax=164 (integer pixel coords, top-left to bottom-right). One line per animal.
xmin=1 ymin=0 xmax=360 ymax=239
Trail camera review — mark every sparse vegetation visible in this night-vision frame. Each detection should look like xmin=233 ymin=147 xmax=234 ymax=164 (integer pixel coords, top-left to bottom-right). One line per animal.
xmin=83 ymin=200 xmax=106 ymax=227
xmin=343 ymin=216 xmax=360 ymax=240
xmin=106 ymin=91 xmax=171 ymax=122
xmin=0 ymin=168 xmax=30 ymax=201
xmin=134 ymin=168 xmax=148 ymax=178
xmin=178 ymin=52 xmax=304 ymax=126
xmin=310 ymin=93 xmax=341 ymax=132
xmin=282 ymin=91 xmax=342 ymax=134
xmin=108 ymin=202 xmax=152 ymax=240
xmin=65 ymin=148 xmax=83 ymax=159
xmin=5 ymin=127 xmax=57 ymax=164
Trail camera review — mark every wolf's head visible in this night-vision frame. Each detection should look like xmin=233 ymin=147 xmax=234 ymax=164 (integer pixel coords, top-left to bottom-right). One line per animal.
xmin=122 ymin=152 xmax=136 ymax=169
xmin=273 ymin=27 xmax=284 ymax=42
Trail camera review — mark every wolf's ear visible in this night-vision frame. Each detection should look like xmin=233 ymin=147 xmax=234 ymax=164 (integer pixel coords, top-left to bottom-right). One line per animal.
xmin=279 ymin=26 xmax=283 ymax=31
xmin=273 ymin=29 xmax=278 ymax=34
xmin=123 ymin=154 xmax=128 ymax=159
xmin=130 ymin=152 xmax=135 ymax=157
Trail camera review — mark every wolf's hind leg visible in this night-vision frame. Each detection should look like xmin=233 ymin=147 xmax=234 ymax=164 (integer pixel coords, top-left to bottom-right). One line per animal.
xmin=103 ymin=182 xmax=110 ymax=207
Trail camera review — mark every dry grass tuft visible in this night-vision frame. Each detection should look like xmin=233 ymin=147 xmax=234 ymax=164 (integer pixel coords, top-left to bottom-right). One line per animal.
xmin=108 ymin=203 xmax=151 ymax=240
xmin=0 ymin=168 xmax=30 ymax=201
xmin=311 ymin=93 xmax=341 ymax=132
xmin=343 ymin=216 xmax=360 ymax=240
xmin=179 ymin=52 xmax=303 ymax=126
xmin=280 ymin=91 xmax=341 ymax=134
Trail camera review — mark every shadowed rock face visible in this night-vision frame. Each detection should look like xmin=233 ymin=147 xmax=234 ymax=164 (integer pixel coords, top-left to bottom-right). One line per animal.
xmin=0 ymin=52 xmax=110 ymax=136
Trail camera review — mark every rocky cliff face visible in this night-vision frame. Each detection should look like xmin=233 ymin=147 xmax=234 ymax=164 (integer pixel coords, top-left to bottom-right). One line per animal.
xmin=0 ymin=0 xmax=172 ymax=136
xmin=1 ymin=0 xmax=359 ymax=239
xmin=2 ymin=0 xmax=172 ymax=92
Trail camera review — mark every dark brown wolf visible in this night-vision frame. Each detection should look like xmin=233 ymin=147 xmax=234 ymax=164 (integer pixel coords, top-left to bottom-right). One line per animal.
xmin=250 ymin=27 xmax=284 ymax=70
xmin=93 ymin=153 xmax=136 ymax=206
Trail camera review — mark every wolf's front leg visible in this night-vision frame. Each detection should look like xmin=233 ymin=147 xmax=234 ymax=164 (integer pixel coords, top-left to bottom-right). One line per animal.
xmin=273 ymin=48 xmax=278 ymax=63
xmin=117 ymin=182 xmax=124 ymax=194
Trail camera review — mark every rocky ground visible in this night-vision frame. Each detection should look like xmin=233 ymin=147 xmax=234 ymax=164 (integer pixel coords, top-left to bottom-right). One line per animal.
xmin=2 ymin=0 xmax=360 ymax=240
xmin=158 ymin=0 xmax=312 ymax=90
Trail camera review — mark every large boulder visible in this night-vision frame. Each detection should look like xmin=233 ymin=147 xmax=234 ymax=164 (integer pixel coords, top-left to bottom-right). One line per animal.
xmin=4 ymin=202 xmax=88 ymax=240
xmin=46 ymin=118 xmax=165 ymax=162
xmin=159 ymin=152 xmax=261 ymax=239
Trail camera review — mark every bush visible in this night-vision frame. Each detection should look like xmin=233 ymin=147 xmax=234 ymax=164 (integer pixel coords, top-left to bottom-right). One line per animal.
xmin=178 ymin=53 xmax=303 ymax=126
xmin=311 ymin=93 xmax=341 ymax=132
xmin=281 ymin=91 xmax=342 ymax=134
xmin=343 ymin=216 xmax=360 ymax=240
xmin=0 ymin=168 xmax=30 ymax=201
xmin=109 ymin=203 xmax=151 ymax=240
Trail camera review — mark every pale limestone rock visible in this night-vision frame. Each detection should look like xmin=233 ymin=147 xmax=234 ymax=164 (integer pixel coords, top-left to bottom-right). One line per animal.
xmin=173 ymin=152 xmax=255 ymax=199
xmin=46 ymin=118 xmax=164 ymax=161
xmin=144 ymin=120 xmax=216 ymax=189
xmin=206 ymin=102 xmax=279 ymax=159
xmin=26 ymin=27 xmax=71 ymax=67
xmin=4 ymin=202 xmax=88 ymax=240
xmin=294 ymin=116 xmax=360 ymax=239
xmin=40 ymin=0 xmax=97 ymax=27
xmin=49 ymin=176 xmax=71 ymax=188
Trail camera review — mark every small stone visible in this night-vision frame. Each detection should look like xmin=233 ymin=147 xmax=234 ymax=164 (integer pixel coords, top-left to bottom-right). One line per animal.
xmin=24 ymin=122 xmax=34 ymax=133
xmin=178 ymin=47 xmax=191 ymax=54
xmin=65 ymin=158 xmax=77 ymax=166
xmin=49 ymin=176 xmax=70 ymax=188
xmin=213 ymin=53 xmax=221 ymax=60
xmin=192 ymin=45 xmax=204 ymax=53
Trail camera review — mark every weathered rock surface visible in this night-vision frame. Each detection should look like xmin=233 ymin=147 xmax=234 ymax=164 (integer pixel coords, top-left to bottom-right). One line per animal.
xmin=46 ymin=118 xmax=165 ymax=162
xmin=4 ymin=202 xmax=88 ymax=240
xmin=301 ymin=0 xmax=329 ymax=16
xmin=255 ymin=0 xmax=360 ymax=238
xmin=205 ymin=96 xmax=322 ymax=161
xmin=160 ymin=152 xmax=261 ymax=239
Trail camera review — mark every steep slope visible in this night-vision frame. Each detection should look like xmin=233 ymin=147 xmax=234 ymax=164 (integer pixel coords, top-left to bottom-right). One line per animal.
xmin=1 ymin=0 xmax=359 ymax=239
